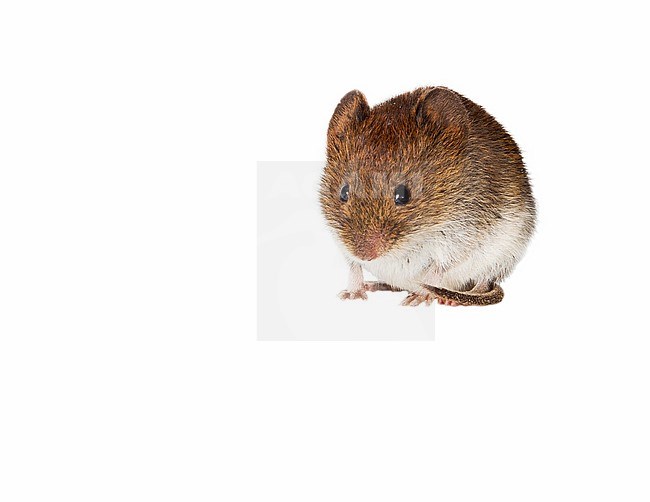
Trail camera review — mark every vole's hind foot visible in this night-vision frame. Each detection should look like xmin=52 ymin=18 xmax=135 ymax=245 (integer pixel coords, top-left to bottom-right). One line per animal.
xmin=364 ymin=281 xmax=402 ymax=292
xmin=401 ymin=291 xmax=435 ymax=307
xmin=338 ymin=289 xmax=368 ymax=301
xmin=437 ymin=297 xmax=459 ymax=307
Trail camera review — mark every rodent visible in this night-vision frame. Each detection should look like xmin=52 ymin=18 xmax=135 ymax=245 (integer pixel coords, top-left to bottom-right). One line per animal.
xmin=319 ymin=87 xmax=536 ymax=306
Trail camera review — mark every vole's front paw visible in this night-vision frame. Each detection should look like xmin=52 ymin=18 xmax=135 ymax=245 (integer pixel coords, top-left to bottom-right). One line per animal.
xmin=338 ymin=289 xmax=368 ymax=301
xmin=401 ymin=291 xmax=435 ymax=307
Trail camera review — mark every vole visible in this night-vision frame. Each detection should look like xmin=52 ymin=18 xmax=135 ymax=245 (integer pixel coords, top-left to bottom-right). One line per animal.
xmin=319 ymin=87 xmax=536 ymax=306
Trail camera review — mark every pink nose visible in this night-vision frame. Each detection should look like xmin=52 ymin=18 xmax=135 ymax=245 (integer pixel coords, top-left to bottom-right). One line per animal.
xmin=354 ymin=232 xmax=386 ymax=261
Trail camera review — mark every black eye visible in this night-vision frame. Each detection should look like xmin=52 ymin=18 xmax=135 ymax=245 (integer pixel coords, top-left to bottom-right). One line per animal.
xmin=394 ymin=185 xmax=410 ymax=205
xmin=340 ymin=183 xmax=349 ymax=202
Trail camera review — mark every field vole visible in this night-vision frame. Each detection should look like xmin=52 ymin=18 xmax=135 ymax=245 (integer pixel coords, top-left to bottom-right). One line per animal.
xmin=319 ymin=87 xmax=536 ymax=306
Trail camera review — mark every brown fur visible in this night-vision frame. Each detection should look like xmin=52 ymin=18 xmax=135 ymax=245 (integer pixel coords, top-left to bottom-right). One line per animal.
xmin=319 ymin=87 xmax=536 ymax=306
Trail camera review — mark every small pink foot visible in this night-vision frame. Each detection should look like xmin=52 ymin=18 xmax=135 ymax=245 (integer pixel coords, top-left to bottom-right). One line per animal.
xmin=338 ymin=289 xmax=368 ymax=301
xmin=401 ymin=291 xmax=435 ymax=307
xmin=437 ymin=297 xmax=459 ymax=307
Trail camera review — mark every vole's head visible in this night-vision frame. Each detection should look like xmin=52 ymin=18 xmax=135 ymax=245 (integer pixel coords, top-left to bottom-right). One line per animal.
xmin=319 ymin=87 xmax=470 ymax=262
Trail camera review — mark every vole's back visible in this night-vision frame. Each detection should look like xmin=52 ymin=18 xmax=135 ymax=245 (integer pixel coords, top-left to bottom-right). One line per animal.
xmin=460 ymin=94 xmax=536 ymax=218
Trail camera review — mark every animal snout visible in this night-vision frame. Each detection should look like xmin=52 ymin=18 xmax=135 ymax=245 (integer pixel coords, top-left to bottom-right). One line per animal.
xmin=354 ymin=231 xmax=388 ymax=261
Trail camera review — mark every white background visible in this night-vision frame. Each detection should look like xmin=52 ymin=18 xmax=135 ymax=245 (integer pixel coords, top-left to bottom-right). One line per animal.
xmin=1 ymin=1 xmax=649 ymax=501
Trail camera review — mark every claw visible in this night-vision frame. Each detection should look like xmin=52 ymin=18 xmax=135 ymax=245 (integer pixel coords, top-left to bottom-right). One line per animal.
xmin=338 ymin=289 xmax=368 ymax=301
xmin=401 ymin=291 xmax=435 ymax=307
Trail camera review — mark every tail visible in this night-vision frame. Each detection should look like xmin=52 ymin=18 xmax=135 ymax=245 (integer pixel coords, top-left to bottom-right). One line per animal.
xmin=421 ymin=284 xmax=504 ymax=306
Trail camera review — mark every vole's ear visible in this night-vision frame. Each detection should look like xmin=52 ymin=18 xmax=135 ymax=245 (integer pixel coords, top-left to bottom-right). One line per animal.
xmin=327 ymin=90 xmax=370 ymax=144
xmin=415 ymin=87 xmax=469 ymax=137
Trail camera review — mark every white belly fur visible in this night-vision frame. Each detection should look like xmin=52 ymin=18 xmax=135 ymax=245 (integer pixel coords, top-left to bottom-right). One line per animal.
xmin=342 ymin=211 xmax=533 ymax=292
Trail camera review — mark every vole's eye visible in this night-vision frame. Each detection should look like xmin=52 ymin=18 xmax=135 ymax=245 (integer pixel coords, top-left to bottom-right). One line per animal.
xmin=340 ymin=183 xmax=350 ymax=202
xmin=394 ymin=184 xmax=410 ymax=205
